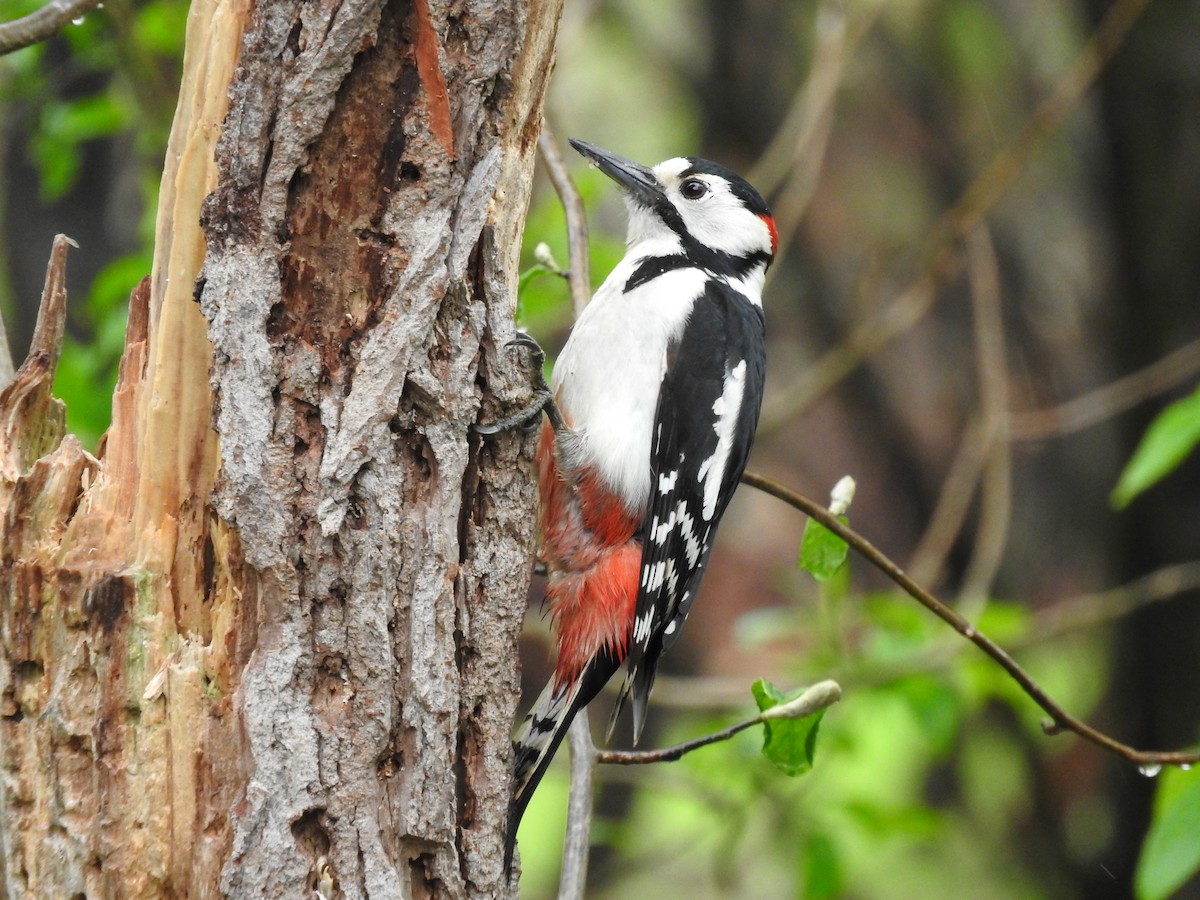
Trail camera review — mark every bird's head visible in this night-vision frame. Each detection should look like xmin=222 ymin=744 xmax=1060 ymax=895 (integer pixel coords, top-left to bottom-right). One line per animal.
xmin=569 ymin=138 xmax=777 ymax=275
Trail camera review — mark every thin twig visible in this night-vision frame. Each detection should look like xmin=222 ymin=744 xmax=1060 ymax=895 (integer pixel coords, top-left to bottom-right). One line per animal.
xmin=759 ymin=261 xmax=957 ymax=431
xmin=538 ymin=125 xmax=591 ymax=318
xmin=759 ymin=0 xmax=1155 ymax=430
xmin=542 ymin=120 xmax=596 ymax=896
xmin=756 ymin=0 xmax=852 ymax=273
xmin=847 ymin=560 xmax=1200 ymax=692
xmin=1030 ymin=560 xmax=1200 ymax=645
xmin=1011 ymin=334 xmax=1200 ymax=441
xmin=741 ymin=469 xmax=1200 ymax=768
xmin=558 ymin=715 xmax=597 ymax=900
xmin=598 ymin=716 xmax=763 ymax=766
xmin=646 ymin=561 xmax=1200 ymax=711
xmin=906 ymin=416 xmax=990 ymax=587
xmin=0 ymin=0 xmax=102 ymax=55
xmin=750 ymin=0 xmax=863 ymax=194
xmin=596 ymin=681 xmax=843 ymax=766
xmin=959 ymin=225 xmax=1012 ymax=611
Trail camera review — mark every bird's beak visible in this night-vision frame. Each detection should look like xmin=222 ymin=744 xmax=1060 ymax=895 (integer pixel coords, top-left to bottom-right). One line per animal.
xmin=569 ymin=139 xmax=664 ymax=208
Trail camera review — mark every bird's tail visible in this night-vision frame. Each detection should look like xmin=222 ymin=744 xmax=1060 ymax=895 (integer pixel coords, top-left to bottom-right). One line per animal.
xmin=506 ymin=655 xmax=617 ymax=875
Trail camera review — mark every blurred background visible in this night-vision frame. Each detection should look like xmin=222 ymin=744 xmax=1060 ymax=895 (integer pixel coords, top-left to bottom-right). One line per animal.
xmin=3 ymin=0 xmax=1199 ymax=897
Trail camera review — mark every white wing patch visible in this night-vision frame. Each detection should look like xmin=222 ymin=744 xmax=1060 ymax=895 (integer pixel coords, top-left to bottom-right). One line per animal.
xmin=645 ymin=561 xmax=667 ymax=592
xmin=633 ymin=610 xmax=654 ymax=643
xmin=658 ymin=469 xmax=679 ymax=494
xmin=677 ymin=501 xmax=702 ymax=567
xmin=652 ymin=510 xmax=676 ymax=544
xmin=676 ymin=504 xmax=700 ymax=566
xmin=696 ymin=360 xmax=747 ymax=520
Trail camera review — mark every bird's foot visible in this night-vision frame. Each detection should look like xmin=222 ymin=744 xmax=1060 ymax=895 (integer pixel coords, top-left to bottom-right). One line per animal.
xmin=475 ymin=333 xmax=564 ymax=435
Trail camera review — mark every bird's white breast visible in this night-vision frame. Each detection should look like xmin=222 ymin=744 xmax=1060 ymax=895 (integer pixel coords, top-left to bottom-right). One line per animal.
xmin=552 ymin=256 xmax=707 ymax=513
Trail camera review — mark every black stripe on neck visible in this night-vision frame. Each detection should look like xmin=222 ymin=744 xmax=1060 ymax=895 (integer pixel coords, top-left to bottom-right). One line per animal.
xmin=625 ymin=248 xmax=770 ymax=293
xmin=625 ymin=255 xmax=694 ymax=292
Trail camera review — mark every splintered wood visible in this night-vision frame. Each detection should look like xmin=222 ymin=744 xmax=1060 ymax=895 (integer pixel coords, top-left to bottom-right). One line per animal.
xmin=0 ymin=0 xmax=562 ymax=896
xmin=0 ymin=0 xmax=248 ymax=893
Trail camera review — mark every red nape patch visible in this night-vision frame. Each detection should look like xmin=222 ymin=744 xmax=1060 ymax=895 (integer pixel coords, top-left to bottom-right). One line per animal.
xmin=549 ymin=542 xmax=642 ymax=686
xmin=759 ymin=213 xmax=779 ymax=255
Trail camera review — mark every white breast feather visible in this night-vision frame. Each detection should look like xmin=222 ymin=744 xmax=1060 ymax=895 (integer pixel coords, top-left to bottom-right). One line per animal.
xmin=553 ymin=252 xmax=706 ymax=513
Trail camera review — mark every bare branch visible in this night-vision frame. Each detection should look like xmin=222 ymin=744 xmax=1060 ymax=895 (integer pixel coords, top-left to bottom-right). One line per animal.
xmin=759 ymin=260 xmax=958 ymax=431
xmin=558 ymin=715 xmax=597 ymax=900
xmin=741 ymin=469 xmax=1200 ymax=768
xmin=0 ymin=0 xmax=102 ymax=56
xmin=906 ymin=416 xmax=990 ymax=587
xmin=652 ymin=559 xmax=1200 ymax=712
xmin=759 ymin=0 xmax=1155 ymax=429
xmin=538 ymin=125 xmax=591 ymax=318
xmin=596 ymin=680 xmax=842 ymax=766
xmin=750 ymin=0 xmax=857 ymax=194
xmin=755 ymin=0 xmax=852 ymax=272
xmin=848 ymin=560 xmax=1200 ymax=695
xmin=1011 ymin=334 xmax=1200 ymax=441
xmin=1030 ymin=560 xmax=1200 ymax=644
xmin=959 ymin=225 xmax=1012 ymax=612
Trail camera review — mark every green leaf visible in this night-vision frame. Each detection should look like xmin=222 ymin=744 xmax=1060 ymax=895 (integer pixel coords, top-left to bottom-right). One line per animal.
xmin=752 ymin=678 xmax=824 ymax=777
xmin=799 ymin=515 xmax=849 ymax=581
xmin=517 ymin=264 xmax=552 ymax=297
xmin=1136 ymin=766 xmax=1200 ymax=900
xmin=1112 ymin=385 xmax=1200 ymax=508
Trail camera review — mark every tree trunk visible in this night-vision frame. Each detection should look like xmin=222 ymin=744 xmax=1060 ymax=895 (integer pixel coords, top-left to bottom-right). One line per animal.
xmin=0 ymin=0 xmax=561 ymax=896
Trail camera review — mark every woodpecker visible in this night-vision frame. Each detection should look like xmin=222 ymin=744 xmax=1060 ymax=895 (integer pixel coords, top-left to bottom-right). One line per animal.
xmin=503 ymin=139 xmax=775 ymax=864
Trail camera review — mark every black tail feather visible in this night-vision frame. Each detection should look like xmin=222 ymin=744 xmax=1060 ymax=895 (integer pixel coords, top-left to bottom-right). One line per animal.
xmin=506 ymin=653 xmax=619 ymax=877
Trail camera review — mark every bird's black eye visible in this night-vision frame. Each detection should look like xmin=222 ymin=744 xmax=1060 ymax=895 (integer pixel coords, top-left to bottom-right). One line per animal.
xmin=680 ymin=178 xmax=708 ymax=200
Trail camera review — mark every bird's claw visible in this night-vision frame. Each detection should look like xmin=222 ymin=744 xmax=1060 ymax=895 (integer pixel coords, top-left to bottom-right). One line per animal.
xmin=473 ymin=391 xmax=551 ymax=435
xmin=506 ymin=332 xmax=547 ymax=370
xmin=474 ymin=333 xmax=559 ymax=436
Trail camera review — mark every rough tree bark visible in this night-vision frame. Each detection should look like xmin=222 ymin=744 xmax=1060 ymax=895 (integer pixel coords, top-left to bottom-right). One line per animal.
xmin=0 ymin=0 xmax=562 ymax=896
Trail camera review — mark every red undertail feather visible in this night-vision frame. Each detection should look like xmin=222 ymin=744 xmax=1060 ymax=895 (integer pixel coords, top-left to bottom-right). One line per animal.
xmin=536 ymin=421 xmax=642 ymax=687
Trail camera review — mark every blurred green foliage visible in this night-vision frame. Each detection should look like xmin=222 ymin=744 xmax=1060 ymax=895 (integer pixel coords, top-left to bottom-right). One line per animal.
xmin=516 ymin=164 xmax=627 ymax=339
xmin=1 ymin=0 xmax=182 ymax=447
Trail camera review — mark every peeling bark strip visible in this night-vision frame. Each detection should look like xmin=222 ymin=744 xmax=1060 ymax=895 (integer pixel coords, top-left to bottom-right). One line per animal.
xmin=199 ymin=0 xmax=562 ymax=897
xmin=0 ymin=0 xmax=561 ymax=898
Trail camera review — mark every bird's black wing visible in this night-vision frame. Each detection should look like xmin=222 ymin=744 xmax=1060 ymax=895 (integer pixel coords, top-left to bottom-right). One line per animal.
xmin=610 ymin=279 xmax=766 ymax=742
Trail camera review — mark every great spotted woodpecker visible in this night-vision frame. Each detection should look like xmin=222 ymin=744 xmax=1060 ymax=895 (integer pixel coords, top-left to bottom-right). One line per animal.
xmin=503 ymin=139 xmax=775 ymax=862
